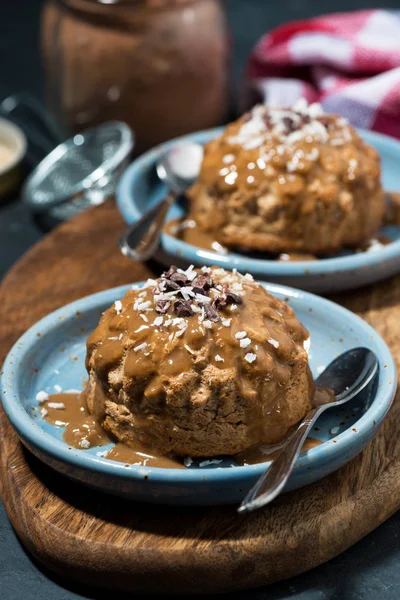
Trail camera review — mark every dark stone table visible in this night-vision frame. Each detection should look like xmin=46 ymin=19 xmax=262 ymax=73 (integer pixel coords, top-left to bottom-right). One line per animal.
xmin=1 ymin=1 xmax=399 ymax=598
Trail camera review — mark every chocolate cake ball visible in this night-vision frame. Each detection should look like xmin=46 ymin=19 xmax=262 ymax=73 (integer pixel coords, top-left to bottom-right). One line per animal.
xmin=188 ymin=100 xmax=385 ymax=255
xmin=84 ymin=266 xmax=313 ymax=457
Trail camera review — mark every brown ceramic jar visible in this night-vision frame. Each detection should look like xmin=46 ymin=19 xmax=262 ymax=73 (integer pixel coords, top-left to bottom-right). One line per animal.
xmin=41 ymin=0 xmax=231 ymax=154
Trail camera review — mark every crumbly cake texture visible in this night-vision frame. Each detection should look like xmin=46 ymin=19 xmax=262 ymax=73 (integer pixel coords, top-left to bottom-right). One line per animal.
xmin=188 ymin=99 xmax=385 ymax=255
xmin=85 ymin=266 xmax=313 ymax=457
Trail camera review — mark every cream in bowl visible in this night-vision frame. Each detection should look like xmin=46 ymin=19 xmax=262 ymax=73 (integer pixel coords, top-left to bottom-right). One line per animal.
xmin=0 ymin=118 xmax=27 ymax=197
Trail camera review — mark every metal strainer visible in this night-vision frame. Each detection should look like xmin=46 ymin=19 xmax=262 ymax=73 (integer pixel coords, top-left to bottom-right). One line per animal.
xmin=22 ymin=120 xmax=133 ymax=219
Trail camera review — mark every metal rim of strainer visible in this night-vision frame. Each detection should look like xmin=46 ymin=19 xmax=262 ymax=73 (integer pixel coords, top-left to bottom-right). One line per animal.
xmin=22 ymin=120 xmax=134 ymax=214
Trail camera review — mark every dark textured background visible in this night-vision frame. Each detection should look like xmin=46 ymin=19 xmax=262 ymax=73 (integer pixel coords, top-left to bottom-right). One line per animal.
xmin=1 ymin=1 xmax=400 ymax=598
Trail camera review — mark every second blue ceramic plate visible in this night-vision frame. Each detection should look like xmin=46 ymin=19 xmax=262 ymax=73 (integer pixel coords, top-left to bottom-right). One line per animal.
xmin=117 ymin=128 xmax=400 ymax=293
xmin=0 ymin=282 xmax=396 ymax=505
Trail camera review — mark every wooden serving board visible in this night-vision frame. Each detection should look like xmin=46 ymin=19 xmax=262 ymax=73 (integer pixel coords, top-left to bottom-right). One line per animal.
xmin=0 ymin=200 xmax=399 ymax=595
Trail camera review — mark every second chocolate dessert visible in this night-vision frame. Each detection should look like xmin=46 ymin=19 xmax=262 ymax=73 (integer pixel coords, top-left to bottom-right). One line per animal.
xmin=188 ymin=100 xmax=385 ymax=255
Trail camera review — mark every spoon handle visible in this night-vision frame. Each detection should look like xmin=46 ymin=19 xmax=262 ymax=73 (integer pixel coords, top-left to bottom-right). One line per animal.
xmin=238 ymin=405 xmax=324 ymax=513
xmin=120 ymin=191 xmax=177 ymax=261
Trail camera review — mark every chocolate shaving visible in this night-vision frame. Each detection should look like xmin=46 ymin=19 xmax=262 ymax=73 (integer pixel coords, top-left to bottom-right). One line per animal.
xmin=262 ymin=113 xmax=272 ymax=129
xmin=192 ymin=274 xmax=213 ymax=295
xmin=155 ymin=300 xmax=171 ymax=314
xmin=318 ymin=115 xmax=331 ymax=128
xmin=213 ymin=289 xmax=243 ymax=309
xmin=164 ymin=265 xmax=178 ymax=279
xmin=173 ymin=299 xmax=194 ymax=317
xmin=192 ymin=286 xmax=208 ymax=296
xmin=282 ymin=116 xmax=296 ymax=134
xmin=155 ymin=265 xmax=244 ymax=319
xmin=213 ymin=296 xmax=227 ymax=309
xmin=203 ymin=303 xmax=219 ymax=322
xmin=242 ymin=111 xmax=252 ymax=123
xmin=170 ymin=272 xmax=188 ymax=286
xmin=226 ymin=292 xmax=243 ymax=305
xmin=293 ymin=112 xmax=311 ymax=127
xmin=165 ymin=280 xmax=181 ymax=292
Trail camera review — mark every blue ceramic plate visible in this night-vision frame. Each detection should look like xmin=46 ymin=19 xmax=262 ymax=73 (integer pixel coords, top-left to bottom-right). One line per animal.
xmin=0 ymin=283 xmax=396 ymax=506
xmin=117 ymin=128 xmax=400 ymax=294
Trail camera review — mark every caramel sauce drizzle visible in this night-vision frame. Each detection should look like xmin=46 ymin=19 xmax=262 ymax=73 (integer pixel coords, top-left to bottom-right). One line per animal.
xmin=40 ymin=391 xmax=326 ymax=468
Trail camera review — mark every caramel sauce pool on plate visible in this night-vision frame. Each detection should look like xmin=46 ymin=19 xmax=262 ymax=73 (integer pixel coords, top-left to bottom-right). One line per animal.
xmin=164 ymin=191 xmax=400 ymax=261
xmin=164 ymin=218 xmax=319 ymax=261
xmin=42 ymin=392 xmax=183 ymax=468
xmin=41 ymin=391 xmax=325 ymax=468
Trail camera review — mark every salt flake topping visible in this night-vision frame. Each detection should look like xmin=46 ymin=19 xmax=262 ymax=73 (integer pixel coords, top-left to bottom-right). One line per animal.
xmin=135 ymin=325 xmax=148 ymax=333
xmin=244 ymin=353 xmax=257 ymax=364
xmin=240 ymin=338 xmax=252 ymax=349
xmin=180 ymin=264 xmax=197 ymax=281
xmin=235 ymin=331 xmax=247 ymax=340
xmin=47 ymin=402 xmax=65 ymax=410
xmin=134 ymin=342 xmax=148 ymax=353
xmin=175 ymin=323 xmax=188 ymax=337
xmin=135 ymin=300 xmax=152 ymax=312
xmin=142 ymin=279 xmax=157 ymax=289
xmin=114 ymin=300 xmax=122 ymax=314
xmin=228 ymin=99 xmax=347 ymax=151
xmin=36 ymin=391 xmax=49 ymax=403
xmin=268 ymin=338 xmax=280 ymax=349
xmin=199 ymin=459 xmax=223 ymax=468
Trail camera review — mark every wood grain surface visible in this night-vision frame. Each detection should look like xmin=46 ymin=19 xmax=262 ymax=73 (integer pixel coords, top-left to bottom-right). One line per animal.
xmin=0 ymin=200 xmax=399 ymax=594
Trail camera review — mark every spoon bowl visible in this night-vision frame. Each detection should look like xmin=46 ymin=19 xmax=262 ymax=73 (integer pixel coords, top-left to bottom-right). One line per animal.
xmin=156 ymin=142 xmax=203 ymax=193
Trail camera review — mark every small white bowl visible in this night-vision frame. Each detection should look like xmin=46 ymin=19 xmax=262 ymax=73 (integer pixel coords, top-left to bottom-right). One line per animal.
xmin=0 ymin=118 xmax=27 ymax=197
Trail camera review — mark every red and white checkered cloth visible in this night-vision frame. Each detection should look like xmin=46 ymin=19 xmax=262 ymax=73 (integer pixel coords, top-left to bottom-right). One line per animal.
xmin=244 ymin=10 xmax=400 ymax=138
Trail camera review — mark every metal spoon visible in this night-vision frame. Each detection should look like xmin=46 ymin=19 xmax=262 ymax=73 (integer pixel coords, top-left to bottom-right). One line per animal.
xmin=120 ymin=141 xmax=203 ymax=262
xmin=238 ymin=347 xmax=378 ymax=514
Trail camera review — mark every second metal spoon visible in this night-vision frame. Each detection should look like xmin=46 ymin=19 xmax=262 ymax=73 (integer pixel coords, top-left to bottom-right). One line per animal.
xmin=238 ymin=347 xmax=379 ymax=514
xmin=120 ymin=141 xmax=203 ymax=262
